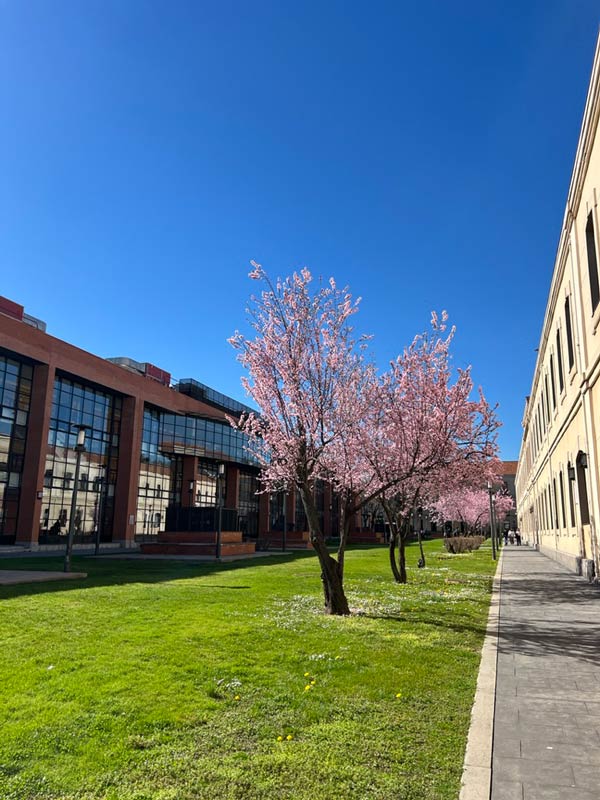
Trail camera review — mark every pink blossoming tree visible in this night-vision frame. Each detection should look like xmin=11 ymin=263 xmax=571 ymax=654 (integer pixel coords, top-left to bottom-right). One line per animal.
xmin=369 ymin=318 xmax=501 ymax=582
xmin=229 ymin=264 xmax=372 ymax=615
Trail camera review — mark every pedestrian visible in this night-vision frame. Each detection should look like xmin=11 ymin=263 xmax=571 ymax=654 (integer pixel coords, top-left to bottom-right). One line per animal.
xmin=515 ymin=529 xmax=521 ymax=546
xmin=503 ymin=529 xmax=508 ymax=546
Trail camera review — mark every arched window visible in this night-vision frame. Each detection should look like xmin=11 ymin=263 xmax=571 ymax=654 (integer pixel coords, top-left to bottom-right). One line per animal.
xmin=576 ymin=451 xmax=590 ymax=525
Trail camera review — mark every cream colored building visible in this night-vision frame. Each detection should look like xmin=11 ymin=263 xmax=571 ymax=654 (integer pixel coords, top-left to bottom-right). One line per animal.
xmin=516 ymin=37 xmax=600 ymax=581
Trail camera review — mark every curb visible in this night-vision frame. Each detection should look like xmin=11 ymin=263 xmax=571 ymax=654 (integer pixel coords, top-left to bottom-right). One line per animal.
xmin=459 ymin=547 xmax=504 ymax=800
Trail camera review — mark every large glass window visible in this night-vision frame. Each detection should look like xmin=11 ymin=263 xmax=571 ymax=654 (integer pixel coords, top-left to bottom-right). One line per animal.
xmin=238 ymin=470 xmax=259 ymax=538
xmin=549 ymin=356 xmax=556 ymax=411
xmin=586 ymin=212 xmax=600 ymax=312
xmin=565 ymin=296 xmax=575 ymax=371
xmin=137 ymin=406 xmax=182 ymax=538
xmin=158 ymin=411 xmax=258 ymax=466
xmin=556 ymin=330 xmax=564 ymax=393
xmin=136 ymin=406 xmax=259 ymax=537
xmin=39 ymin=376 xmax=121 ymax=543
xmin=576 ymin=452 xmax=590 ymax=525
xmin=0 ymin=354 xmax=32 ymax=542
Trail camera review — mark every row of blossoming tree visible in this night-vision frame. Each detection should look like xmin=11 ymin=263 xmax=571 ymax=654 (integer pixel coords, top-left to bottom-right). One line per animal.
xmin=229 ymin=265 xmax=506 ymax=615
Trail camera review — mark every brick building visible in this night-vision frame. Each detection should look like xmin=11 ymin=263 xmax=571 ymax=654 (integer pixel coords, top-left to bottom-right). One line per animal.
xmin=0 ymin=295 xmax=330 ymax=554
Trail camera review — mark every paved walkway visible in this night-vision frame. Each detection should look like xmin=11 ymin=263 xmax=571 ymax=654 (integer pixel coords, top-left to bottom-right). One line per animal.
xmin=0 ymin=570 xmax=87 ymax=585
xmin=492 ymin=546 xmax=600 ymax=800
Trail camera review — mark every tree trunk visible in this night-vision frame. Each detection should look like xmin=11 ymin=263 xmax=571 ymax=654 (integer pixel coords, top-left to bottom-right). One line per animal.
xmin=398 ymin=531 xmax=408 ymax=584
xmin=312 ymin=538 xmax=350 ymax=615
xmin=417 ymin=529 xmax=426 ymax=568
xmin=299 ymin=484 xmax=350 ymax=616
xmin=336 ymin=497 xmax=350 ymax=580
xmin=388 ymin=531 xmax=403 ymax=583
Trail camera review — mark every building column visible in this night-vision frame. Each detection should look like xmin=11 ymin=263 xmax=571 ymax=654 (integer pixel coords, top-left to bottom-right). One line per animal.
xmin=17 ymin=362 xmax=56 ymax=546
xmin=113 ymin=395 xmax=144 ymax=548
xmin=225 ymin=464 xmax=239 ymax=509
xmin=182 ymin=456 xmax=199 ymax=507
xmin=258 ymin=492 xmax=269 ymax=537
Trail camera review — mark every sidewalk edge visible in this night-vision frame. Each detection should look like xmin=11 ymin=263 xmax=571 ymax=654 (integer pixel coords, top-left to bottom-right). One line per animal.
xmin=458 ymin=547 xmax=503 ymax=800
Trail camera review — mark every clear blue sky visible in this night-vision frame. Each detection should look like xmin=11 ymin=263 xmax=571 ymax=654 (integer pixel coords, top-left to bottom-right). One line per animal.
xmin=1 ymin=1 xmax=598 ymax=459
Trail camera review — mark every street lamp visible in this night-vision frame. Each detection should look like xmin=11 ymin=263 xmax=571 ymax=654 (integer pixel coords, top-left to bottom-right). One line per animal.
xmin=64 ymin=425 xmax=88 ymax=573
xmin=215 ymin=463 xmax=225 ymax=560
xmin=94 ymin=467 xmax=105 ymax=556
xmin=487 ymin=481 xmax=497 ymax=561
xmin=492 ymin=497 xmax=500 ymax=549
xmin=188 ymin=479 xmax=195 ymax=532
xmin=282 ymin=483 xmax=287 ymax=552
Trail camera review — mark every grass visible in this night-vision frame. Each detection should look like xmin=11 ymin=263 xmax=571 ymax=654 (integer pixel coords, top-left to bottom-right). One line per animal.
xmin=0 ymin=540 xmax=497 ymax=800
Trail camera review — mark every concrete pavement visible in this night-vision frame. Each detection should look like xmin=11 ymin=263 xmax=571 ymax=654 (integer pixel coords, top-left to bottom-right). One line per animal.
xmin=491 ymin=547 xmax=600 ymax=799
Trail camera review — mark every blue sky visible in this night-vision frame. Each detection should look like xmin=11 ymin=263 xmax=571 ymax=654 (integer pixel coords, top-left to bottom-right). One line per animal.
xmin=1 ymin=1 xmax=599 ymax=459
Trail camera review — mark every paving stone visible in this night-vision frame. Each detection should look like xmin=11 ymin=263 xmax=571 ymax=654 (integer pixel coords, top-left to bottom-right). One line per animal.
xmin=520 ymin=739 xmax=600 ymax=765
xmin=494 ymin=706 xmax=520 ymax=725
xmin=493 ymin=756 xmax=575 ymax=786
xmin=492 ymin=780 xmax=523 ymax=799
xmin=572 ymin=763 xmax=600 ymax=790
xmin=493 ymin=722 xmax=563 ymax=742
xmin=555 ymin=725 xmax=600 ymax=744
xmin=517 ymin=709 xmax=585 ymax=728
xmin=523 ymin=784 xmax=596 ymax=799
xmin=494 ymin=737 xmax=521 ymax=758
xmin=574 ymin=717 xmax=600 ymax=733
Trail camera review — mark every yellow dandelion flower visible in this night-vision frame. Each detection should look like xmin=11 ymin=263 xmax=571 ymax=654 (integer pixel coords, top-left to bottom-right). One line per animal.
xmin=310 ymin=680 xmax=316 ymax=685
xmin=277 ymin=736 xmax=283 ymax=742
xmin=304 ymin=684 xmax=311 ymax=691
xmin=286 ymin=734 xmax=293 ymax=741
xmin=304 ymin=672 xmax=310 ymax=677
xmin=395 ymin=692 xmax=402 ymax=699
xmin=234 ymin=695 xmax=241 ymax=701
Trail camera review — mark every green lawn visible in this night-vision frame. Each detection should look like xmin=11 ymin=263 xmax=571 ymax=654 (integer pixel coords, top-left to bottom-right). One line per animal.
xmin=0 ymin=541 xmax=496 ymax=800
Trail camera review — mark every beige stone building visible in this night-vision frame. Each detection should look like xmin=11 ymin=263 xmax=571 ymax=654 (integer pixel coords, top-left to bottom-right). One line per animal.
xmin=516 ymin=36 xmax=600 ymax=581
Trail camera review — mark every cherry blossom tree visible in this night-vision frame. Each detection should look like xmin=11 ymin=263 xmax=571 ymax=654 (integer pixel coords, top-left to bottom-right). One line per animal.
xmin=368 ymin=317 xmax=501 ymax=582
xmin=229 ymin=264 xmax=372 ymax=615
xmin=230 ymin=265 xmax=501 ymax=602
xmin=431 ymin=484 xmax=514 ymax=545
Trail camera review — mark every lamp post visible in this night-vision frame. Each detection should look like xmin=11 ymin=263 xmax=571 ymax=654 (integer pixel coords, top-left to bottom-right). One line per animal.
xmin=282 ymin=483 xmax=287 ymax=552
xmin=417 ymin=506 xmax=425 ymax=568
xmin=487 ymin=481 xmax=497 ymax=561
xmin=94 ymin=468 xmax=105 ymax=556
xmin=215 ymin=463 xmax=225 ymax=560
xmin=64 ymin=425 xmax=88 ymax=573
xmin=188 ymin=479 xmax=195 ymax=532
xmin=492 ymin=497 xmax=500 ymax=550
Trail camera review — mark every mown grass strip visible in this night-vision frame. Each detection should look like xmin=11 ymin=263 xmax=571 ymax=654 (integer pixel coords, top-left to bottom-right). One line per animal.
xmin=0 ymin=540 xmax=496 ymax=800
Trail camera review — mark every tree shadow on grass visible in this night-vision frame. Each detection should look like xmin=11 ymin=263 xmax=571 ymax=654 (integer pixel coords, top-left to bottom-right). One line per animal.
xmin=0 ymin=549 xmax=317 ymax=601
xmin=357 ymin=609 xmax=488 ymax=638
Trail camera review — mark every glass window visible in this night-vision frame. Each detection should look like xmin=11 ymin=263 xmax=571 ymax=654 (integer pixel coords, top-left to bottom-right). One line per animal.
xmin=556 ymin=330 xmax=564 ymax=393
xmin=40 ymin=375 xmax=121 ymax=544
xmin=587 ymin=212 xmax=600 ymax=312
xmin=0 ymin=354 xmax=33 ymax=541
xmin=565 ymin=296 xmax=575 ymax=371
